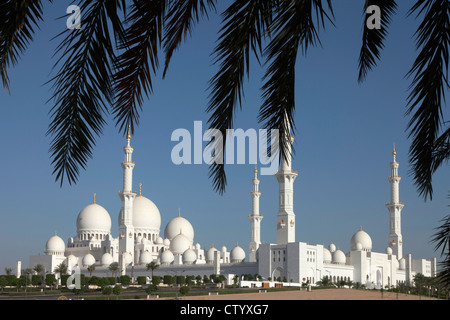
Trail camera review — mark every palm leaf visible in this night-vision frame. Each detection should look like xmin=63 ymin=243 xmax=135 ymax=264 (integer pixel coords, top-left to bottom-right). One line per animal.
xmin=0 ymin=0 xmax=45 ymax=93
xmin=113 ymin=0 xmax=167 ymax=135
xmin=406 ymin=0 xmax=449 ymax=201
xmin=259 ymin=0 xmax=334 ymax=166
xmin=163 ymin=0 xmax=217 ymax=78
xmin=358 ymin=0 xmax=398 ymax=83
xmin=206 ymin=0 xmax=277 ymax=194
xmin=47 ymin=0 xmax=124 ymax=186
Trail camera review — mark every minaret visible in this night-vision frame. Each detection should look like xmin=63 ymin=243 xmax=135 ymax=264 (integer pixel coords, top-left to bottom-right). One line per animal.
xmin=118 ymin=127 xmax=136 ymax=264
xmin=248 ymin=164 xmax=263 ymax=262
xmin=276 ymin=119 xmax=298 ymax=244
xmin=386 ymin=143 xmax=404 ymax=259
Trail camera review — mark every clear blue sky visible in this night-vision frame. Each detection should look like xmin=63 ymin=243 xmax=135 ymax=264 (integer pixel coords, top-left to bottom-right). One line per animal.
xmin=0 ymin=1 xmax=448 ymax=273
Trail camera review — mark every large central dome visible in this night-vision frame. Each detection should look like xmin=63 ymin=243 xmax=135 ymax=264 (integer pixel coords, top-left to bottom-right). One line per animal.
xmin=77 ymin=203 xmax=111 ymax=234
xmin=164 ymin=210 xmax=194 ymax=243
xmin=133 ymin=195 xmax=161 ymax=232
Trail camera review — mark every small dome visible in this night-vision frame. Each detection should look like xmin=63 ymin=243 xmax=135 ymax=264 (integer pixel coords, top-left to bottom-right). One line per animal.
xmin=66 ymin=254 xmax=78 ymax=268
xmin=77 ymin=203 xmax=112 ymax=234
xmin=329 ymin=243 xmax=336 ymax=253
xmin=230 ymin=244 xmax=245 ymax=263
xmin=221 ymin=246 xmax=227 ymax=252
xmin=386 ymin=247 xmax=393 ymax=255
xmin=101 ymin=252 xmax=114 ymax=267
xmin=139 ymin=251 xmax=152 ymax=265
xmin=182 ymin=248 xmax=197 ymax=265
xmin=323 ymin=247 xmax=332 ymax=263
xmin=399 ymin=258 xmax=406 ymax=270
xmin=45 ymin=233 xmax=65 ymax=255
xmin=155 ymin=236 xmax=164 ymax=245
xmin=332 ymin=249 xmax=346 ymax=265
xmin=195 ymin=243 xmax=201 ymax=250
xmin=350 ymin=227 xmax=372 ymax=252
xmin=206 ymin=246 xmax=218 ymax=263
xmin=133 ymin=195 xmax=161 ymax=231
xmin=82 ymin=253 xmax=96 ymax=267
xmin=160 ymin=249 xmax=174 ymax=265
xmin=122 ymin=252 xmax=133 ymax=266
xmin=164 ymin=211 xmax=194 ymax=243
xmin=170 ymin=232 xmax=191 ymax=255
xmin=163 ymin=238 xmax=171 ymax=246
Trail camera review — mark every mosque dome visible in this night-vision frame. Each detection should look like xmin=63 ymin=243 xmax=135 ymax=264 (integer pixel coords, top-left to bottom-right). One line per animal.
xmin=329 ymin=243 xmax=336 ymax=253
xmin=170 ymin=232 xmax=191 ymax=255
xmin=82 ymin=253 xmax=96 ymax=267
xmin=332 ymin=249 xmax=346 ymax=265
xmin=132 ymin=194 xmax=161 ymax=231
xmin=195 ymin=243 xmax=201 ymax=250
xmin=206 ymin=246 xmax=218 ymax=263
xmin=122 ymin=252 xmax=133 ymax=266
xmin=101 ymin=252 xmax=113 ymax=266
xmin=155 ymin=236 xmax=164 ymax=245
xmin=77 ymin=203 xmax=111 ymax=234
xmin=221 ymin=246 xmax=227 ymax=253
xmin=139 ymin=250 xmax=152 ymax=265
xmin=66 ymin=253 xmax=78 ymax=267
xmin=386 ymin=247 xmax=393 ymax=255
xmin=164 ymin=210 xmax=194 ymax=243
xmin=163 ymin=238 xmax=171 ymax=247
xmin=230 ymin=244 xmax=246 ymax=263
xmin=399 ymin=258 xmax=406 ymax=270
xmin=160 ymin=249 xmax=174 ymax=265
xmin=45 ymin=233 xmax=65 ymax=255
xmin=323 ymin=247 xmax=332 ymax=263
xmin=182 ymin=248 xmax=197 ymax=265
xmin=350 ymin=227 xmax=372 ymax=252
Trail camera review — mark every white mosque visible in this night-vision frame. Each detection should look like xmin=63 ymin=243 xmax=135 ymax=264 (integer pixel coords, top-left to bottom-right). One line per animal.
xmin=27 ymin=130 xmax=437 ymax=289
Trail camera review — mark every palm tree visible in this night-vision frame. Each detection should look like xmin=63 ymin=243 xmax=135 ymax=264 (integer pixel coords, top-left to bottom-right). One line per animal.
xmin=146 ymin=261 xmax=160 ymax=279
xmin=53 ymin=263 xmax=68 ymax=282
xmin=4 ymin=268 xmax=12 ymax=276
xmin=33 ymin=264 xmax=45 ymax=282
xmin=1 ymin=0 xmax=448 ymax=282
xmin=87 ymin=264 xmax=96 ymax=277
xmin=109 ymin=262 xmax=119 ymax=278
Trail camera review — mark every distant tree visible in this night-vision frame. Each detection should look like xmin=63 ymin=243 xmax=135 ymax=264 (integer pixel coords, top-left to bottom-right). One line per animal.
xmin=186 ymin=275 xmax=195 ymax=286
xmin=119 ymin=275 xmax=131 ymax=286
xmin=146 ymin=261 xmax=159 ymax=278
xmin=113 ymin=285 xmax=123 ymax=299
xmin=87 ymin=264 xmax=96 ymax=277
xmin=203 ymin=275 xmax=210 ymax=284
xmin=109 ymin=262 xmax=119 ymax=278
xmin=53 ymin=263 xmax=68 ymax=282
xmin=102 ymin=286 xmax=113 ymax=299
xmin=321 ymin=276 xmax=330 ymax=287
xmin=33 ymin=264 xmax=45 ymax=281
xmin=61 ymin=274 xmax=70 ymax=288
xmin=137 ymin=276 xmax=147 ymax=285
xmin=145 ymin=284 xmax=158 ymax=295
xmin=0 ymin=276 xmax=7 ymax=292
xmin=97 ymin=277 xmax=110 ymax=288
xmin=179 ymin=286 xmax=190 ymax=296
xmin=196 ymin=275 xmax=203 ymax=285
xmin=176 ymin=275 xmax=186 ymax=286
xmin=164 ymin=275 xmax=174 ymax=285
xmin=4 ymin=268 xmax=12 ymax=276
xmin=31 ymin=274 xmax=43 ymax=286
xmin=152 ymin=275 xmax=161 ymax=286
xmin=45 ymin=274 xmax=56 ymax=287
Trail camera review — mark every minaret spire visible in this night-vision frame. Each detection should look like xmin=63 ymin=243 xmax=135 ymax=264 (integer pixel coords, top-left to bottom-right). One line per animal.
xmin=249 ymin=164 xmax=263 ymax=262
xmin=386 ymin=143 xmax=404 ymax=259
xmin=276 ymin=114 xmax=298 ymax=244
xmin=119 ymin=131 xmax=137 ymax=265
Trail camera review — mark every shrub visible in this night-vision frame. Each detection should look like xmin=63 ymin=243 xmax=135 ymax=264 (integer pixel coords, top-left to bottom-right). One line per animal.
xmin=137 ymin=276 xmax=147 ymax=285
xmin=163 ymin=275 xmax=174 ymax=285
xmin=152 ymin=275 xmax=161 ymax=286
xmin=31 ymin=275 xmax=43 ymax=286
xmin=145 ymin=284 xmax=158 ymax=294
xmin=119 ymin=275 xmax=131 ymax=286
xmin=179 ymin=286 xmax=190 ymax=295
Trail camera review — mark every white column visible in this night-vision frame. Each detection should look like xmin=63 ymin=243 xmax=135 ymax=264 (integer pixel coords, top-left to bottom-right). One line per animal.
xmin=119 ymin=128 xmax=136 ymax=264
xmin=386 ymin=144 xmax=404 ymax=260
xmin=249 ymin=165 xmax=263 ymax=262
xmin=276 ymin=133 xmax=297 ymax=245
